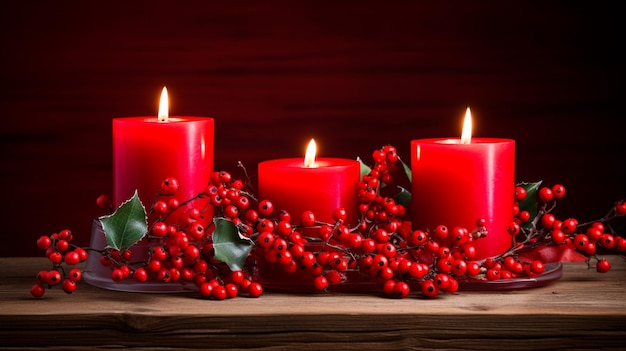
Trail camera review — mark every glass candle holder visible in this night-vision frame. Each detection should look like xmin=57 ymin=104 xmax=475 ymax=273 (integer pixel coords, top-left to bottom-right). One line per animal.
xmin=82 ymin=219 xmax=197 ymax=293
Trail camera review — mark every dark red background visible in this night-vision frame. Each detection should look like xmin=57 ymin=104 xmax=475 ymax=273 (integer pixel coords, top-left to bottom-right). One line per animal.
xmin=1 ymin=1 xmax=623 ymax=257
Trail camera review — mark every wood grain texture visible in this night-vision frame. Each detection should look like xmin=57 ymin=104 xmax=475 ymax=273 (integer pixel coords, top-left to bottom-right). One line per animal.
xmin=1 ymin=256 xmax=626 ymax=350
xmin=0 ymin=1 xmax=624 ymax=256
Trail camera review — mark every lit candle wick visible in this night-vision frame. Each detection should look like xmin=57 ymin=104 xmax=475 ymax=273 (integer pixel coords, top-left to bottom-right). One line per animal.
xmin=158 ymin=86 xmax=169 ymax=122
xmin=304 ymin=139 xmax=317 ymax=167
xmin=461 ymin=107 xmax=472 ymax=144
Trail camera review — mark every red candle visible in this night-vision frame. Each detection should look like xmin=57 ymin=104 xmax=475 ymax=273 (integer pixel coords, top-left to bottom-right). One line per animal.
xmin=113 ymin=87 xmax=214 ymax=225
xmin=84 ymin=87 xmax=214 ymax=292
xmin=410 ymin=108 xmax=515 ymax=259
xmin=256 ymin=139 xmax=363 ymax=292
xmin=257 ymin=139 xmax=360 ymax=228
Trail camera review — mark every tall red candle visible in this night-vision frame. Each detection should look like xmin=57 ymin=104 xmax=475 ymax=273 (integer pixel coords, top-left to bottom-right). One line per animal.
xmin=411 ymin=108 xmax=515 ymax=259
xmin=84 ymin=87 xmax=214 ymax=292
xmin=113 ymin=88 xmax=214 ymax=224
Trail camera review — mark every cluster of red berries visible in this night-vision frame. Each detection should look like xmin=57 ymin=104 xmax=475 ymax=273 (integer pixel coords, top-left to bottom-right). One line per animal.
xmin=32 ymin=229 xmax=88 ymax=297
xmin=98 ymin=172 xmax=265 ymax=300
xmin=505 ymin=183 xmax=626 ymax=274
xmin=31 ymin=144 xmax=625 ymax=299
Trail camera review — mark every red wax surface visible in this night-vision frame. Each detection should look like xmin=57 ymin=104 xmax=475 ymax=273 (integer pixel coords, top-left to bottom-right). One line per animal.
xmin=411 ymin=138 xmax=515 ymax=259
xmin=258 ymin=158 xmax=360 ymax=229
xmin=113 ymin=116 xmax=214 ymax=224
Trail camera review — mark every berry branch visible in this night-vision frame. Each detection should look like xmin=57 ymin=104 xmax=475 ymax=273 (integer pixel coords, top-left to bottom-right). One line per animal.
xmin=31 ymin=145 xmax=626 ymax=299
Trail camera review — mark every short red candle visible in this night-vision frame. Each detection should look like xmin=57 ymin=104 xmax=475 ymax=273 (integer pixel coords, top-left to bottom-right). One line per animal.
xmin=410 ymin=113 xmax=515 ymax=259
xmin=255 ymin=142 xmax=362 ymax=292
xmin=257 ymin=157 xmax=360 ymax=228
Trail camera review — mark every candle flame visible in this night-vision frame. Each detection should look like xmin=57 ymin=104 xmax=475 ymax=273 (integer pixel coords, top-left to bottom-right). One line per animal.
xmin=461 ymin=107 xmax=472 ymax=144
xmin=158 ymin=86 xmax=169 ymax=122
xmin=304 ymin=139 xmax=317 ymax=167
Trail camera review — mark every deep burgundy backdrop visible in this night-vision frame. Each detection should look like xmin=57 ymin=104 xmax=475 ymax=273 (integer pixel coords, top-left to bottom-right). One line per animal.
xmin=1 ymin=1 xmax=623 ymax=257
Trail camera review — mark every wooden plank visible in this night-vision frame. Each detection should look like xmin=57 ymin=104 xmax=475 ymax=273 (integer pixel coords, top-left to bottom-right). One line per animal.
xmin=1 ymin=256 xmax=625 ymax=349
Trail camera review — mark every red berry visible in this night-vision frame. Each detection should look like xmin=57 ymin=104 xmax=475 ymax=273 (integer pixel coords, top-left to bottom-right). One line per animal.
xmin=257 ymin=231 xmax=275 ymax=248
xmin=596 ymin=258 xmax=611 ymax=273
xmin=421 ymin=279 xmax=439 ymax=297
xmin=551 ymin=229 xmax=566 ymax=245
xmin=224 ymin=283 xmax=239 ymax=298
xmin=434 ymin=273 xmax=450 ymax=289
xmin=64 ymin=251 xmax=81 ymax=265
xmin=332 ymin=208 xmax=347 ymax=222
xmin=49 ymin=251 xmax=63 ymax=264
xmin=561 ymin=218 xmax=578 ymax=234
xmin=615 ymin=237 xmax=626 ymax=252
xmin=466 ymin=261 xmax=481 ymax=276
xmin=111 ymin=269 xmax=125 ymax=282
xmin=433 ymin=225 xmax=448 ymax=239
xmin=247 ymin=282 xmax=263 ymax=298
xmin=153 ymin=200 xmax=169 ymax=214
xmin=161 ymin=177 xmax=180 ymax=194
xmin=75 ymin=247 xmax=88 ymax=261
xmin=36 ymin=235 xmax=52 ymax=250
xmin=96 ymin=194 xmax=112 ymax=209
xmin=392 ymin=281 xmax=410 ymax=298
xmin=616 ymin=200 xmax=626 ymax=216
xmin=486 ymin=268 xmax=501 ymax=281
xmin=451 ymin=259 xmax=467 ymax=276
xmin=541 ymin=213 xmax=556 ymax=229
xmin=599 ymin=234 xmax=615 ymax=249
xmin=212 ymin=285 xmax=228 ymax=300
xmin=573 ymin=234 xmax=589 ymax=251
xmin=529 ymin=260 xmax=545 ymax=275
xmin=409 ymin=230 xmax=428 ymax=246
xmin=152 ymin=222 xmax=168 ymax=237
xmin=538 ymin=187 xmax=553 ymax=202
xmin=552 ymin=184 xmax=566 ymax=199
xmin=46 ymin=270 xmax=62 ymax=285
xmin=235 ymin=195 xmax=250 ymax=210
xmin=514 ymin=186 xmax=527 ymax=202
xmin=199 ymin=282 xmax=214 ymax=298
xmin=507 ymin=222 xmax=521 ymax=236
xmin=256 ymin=219 xmax=275 ymax=234
xmin=218 ymin=171 xmax=232 ymax=183
xmin=31 ymin=284 xmax=45 ymax=298
xmin=68 ymin=268 xmax=82 ymax=282
xmin=372 ymin=228 xmax=389 ymax=243
xmin=258 ymin=200 xmax=274 ymax=216
xmin=313 ymin=275 xmax=329 ymax=291
xmin=62 ymin=278 xmax=77 ymax=294
xmin=300 ymin=211 xmax=316 ymax=226
xmin=518 ymin=210 xmax=531 ymax=223
xmin=55 ymin=239 xmax=69 ymax=252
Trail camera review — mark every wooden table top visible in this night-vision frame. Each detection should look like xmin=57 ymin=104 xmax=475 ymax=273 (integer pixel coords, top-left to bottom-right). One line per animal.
xmin=1 ymin=256 xmax=625 ymax=350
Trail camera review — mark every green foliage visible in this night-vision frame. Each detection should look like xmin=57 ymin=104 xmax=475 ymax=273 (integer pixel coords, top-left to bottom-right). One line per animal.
xmin=357 ymin=157 xmax=371 ymax=181
xmin=394 ymin=186 xmax=412 ymax=207
xmin=212 ymin=217 xmax=255 ymax=271
xmin=99 ymin=190 xmax=148 ymax=251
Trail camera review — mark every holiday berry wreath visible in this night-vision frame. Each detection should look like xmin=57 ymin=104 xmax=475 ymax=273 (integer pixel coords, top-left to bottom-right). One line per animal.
xmin=31 ymin=144 xmax=626 ymax=299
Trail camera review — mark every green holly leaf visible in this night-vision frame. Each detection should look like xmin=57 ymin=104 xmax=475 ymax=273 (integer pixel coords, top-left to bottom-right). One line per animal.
xmin=98 ymin=190 xmax=148 ymax=251
xmin=394 ymin=185 xmax=412 ymax=207
xmin=212 ymin=217 xmax=255 ymax=271
xmin=517 ymin=181 xmax=542 ymax=228
xmin=357 ymin=157 xmax=371 ymax=180
xmin=398 ymin=156 xmax=412 ymax=181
